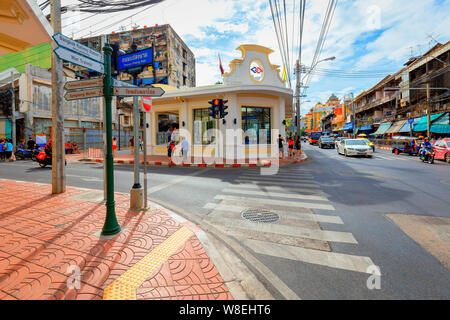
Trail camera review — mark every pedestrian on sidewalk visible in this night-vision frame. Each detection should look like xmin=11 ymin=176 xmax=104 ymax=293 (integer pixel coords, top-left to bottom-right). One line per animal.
xmin=72 ymin=141 xmax=79 ymax=154
xmin=295 ymin=136 xmax=302 ymax=160
xmin=65 ymin=141 xmax=73 ymax=154
xmin=181 ymin=136 xmax=189 ymax=162
xmin=288 ymin=136 xmax=294 ymax=158
xmin=168 ymin=140 xmax=175 ymax=167
xmin=278 ymin=134 xmax=285 ymax=159
xmin=129 ymin=136 xmax=134 ymax=154
xmin=4 ymin=139 xmax=14 ymax=162
xmin=139 ymin=136 xmax=143 ymax=151
xmin=112 ymin=137 xmax=117 ymax=157
xmin=0 ymin=139 xmax=5 ymax=162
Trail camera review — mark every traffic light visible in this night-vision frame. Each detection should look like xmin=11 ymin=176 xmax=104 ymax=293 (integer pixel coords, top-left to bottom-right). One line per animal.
xmin=219 ymin=99 xmax=228 ymax=119
xmin=208 ymin=99 xmax=220 ymax=119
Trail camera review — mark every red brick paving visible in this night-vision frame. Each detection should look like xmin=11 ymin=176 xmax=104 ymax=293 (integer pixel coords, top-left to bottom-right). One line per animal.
xmin=0 ymin=179 xmax=232 ymax=300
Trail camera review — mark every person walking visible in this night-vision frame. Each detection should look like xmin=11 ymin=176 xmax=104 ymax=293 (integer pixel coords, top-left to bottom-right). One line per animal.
xmin=181 ymin=136 xmax=189 ymax=163
xmin=112 ymin=137 xmax=117 ymax=157
xmin=0 ymin=139 xmax=5 ymax=162
xmin=278 ymin=134 xmax=285 ymax=159
xmin=295 ymin=136 xmax=302 ymax=160
xmin=168 ymin=139 xmax=175 ymax=167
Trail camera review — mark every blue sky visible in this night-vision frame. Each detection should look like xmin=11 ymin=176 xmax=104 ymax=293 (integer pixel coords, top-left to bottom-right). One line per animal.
xmin=61 ymin=0 xmax=450 ymax=115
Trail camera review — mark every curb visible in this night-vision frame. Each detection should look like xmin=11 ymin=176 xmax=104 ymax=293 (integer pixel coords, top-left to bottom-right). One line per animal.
xmin=79 ymin=158 xmax=272 ymax=168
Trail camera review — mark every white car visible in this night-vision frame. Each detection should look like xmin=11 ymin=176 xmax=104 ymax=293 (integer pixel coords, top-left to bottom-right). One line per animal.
xmin=337 ymin=139 xmax=373 ymax=158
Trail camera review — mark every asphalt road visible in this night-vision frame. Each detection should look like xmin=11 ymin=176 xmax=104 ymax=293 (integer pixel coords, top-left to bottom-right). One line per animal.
xmin=0 ymin=144 xmax=449 ymax=299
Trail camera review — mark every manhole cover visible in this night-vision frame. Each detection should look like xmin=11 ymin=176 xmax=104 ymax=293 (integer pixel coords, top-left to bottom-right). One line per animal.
xmin=241 ymin=208 xmax=280 ymax=223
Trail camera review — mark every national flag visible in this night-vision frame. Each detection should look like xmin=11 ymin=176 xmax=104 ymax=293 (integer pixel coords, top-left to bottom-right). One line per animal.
xmin=219 ymin=54 xmax=224 ymax=76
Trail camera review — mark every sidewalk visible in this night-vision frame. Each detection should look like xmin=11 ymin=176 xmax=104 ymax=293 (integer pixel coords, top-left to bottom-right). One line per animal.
xmin=68 ymin=149 xmax=308 ymax=167
xmin=0 ymin=179 xmax=232 ymax=300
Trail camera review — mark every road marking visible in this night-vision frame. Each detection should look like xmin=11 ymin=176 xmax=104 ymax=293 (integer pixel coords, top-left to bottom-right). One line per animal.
xmin=243 ymin=238 xmax=379 ymax=275
xmin=214 ymin=194 xmax=335 ymax=211
xmin=234 ymin=179 xmax=321 ymax=188
xmin=148 ymin=168 xmax=211 ymax=194
xmin=226 ymin=183 xmax=325 ymax=194
xmin=206 ymin=216 xmax=356 ymax=244
xmin=103 ymin=226 xmax=194 ymax=300
xmin=204 ymin=202 xmax=343 ymax=224
xmin=221 ymin=188 xmax=328 ymax=201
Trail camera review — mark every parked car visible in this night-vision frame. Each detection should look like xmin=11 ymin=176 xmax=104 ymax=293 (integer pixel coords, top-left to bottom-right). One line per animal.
xmin=337 ymin=139 xmax=373 ymax=158
xmin=433 ymin=138 xmax=450 ymax=163
xmin=319 ymin=136 xmax=335 ymax=149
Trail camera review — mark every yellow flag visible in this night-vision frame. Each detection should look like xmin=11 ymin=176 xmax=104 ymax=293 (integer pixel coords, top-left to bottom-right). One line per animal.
xmin=282 ymin=66 xmax=287 ymax=82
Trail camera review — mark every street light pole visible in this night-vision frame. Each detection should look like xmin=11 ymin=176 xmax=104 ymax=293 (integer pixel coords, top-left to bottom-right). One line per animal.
xmin=11 ymin=71 xmax=16 ymax=151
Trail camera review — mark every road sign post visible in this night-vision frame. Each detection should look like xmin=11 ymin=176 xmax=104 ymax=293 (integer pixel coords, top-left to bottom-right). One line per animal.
xmin=101 ymin=42 xmax=120 ymax=236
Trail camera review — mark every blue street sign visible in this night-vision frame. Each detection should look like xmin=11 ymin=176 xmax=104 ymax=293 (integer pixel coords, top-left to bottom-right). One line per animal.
xmin=408 ymin=119 xmax=414 ymax=124
xmin=118 ymin=48 xmax=153 ymax=71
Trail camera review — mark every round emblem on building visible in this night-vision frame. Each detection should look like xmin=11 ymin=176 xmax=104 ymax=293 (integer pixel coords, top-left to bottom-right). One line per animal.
xmin=249 ymin=59 xmax=265 ymax=83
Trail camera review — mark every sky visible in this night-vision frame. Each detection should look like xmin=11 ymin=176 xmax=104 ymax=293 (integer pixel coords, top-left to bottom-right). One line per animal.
xmin=51 ymin=0 xmax=450 ymax=116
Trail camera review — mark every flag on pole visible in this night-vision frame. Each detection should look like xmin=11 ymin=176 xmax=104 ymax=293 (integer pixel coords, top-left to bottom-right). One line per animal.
xmin=219 ymin=54 xmax=224 ymax=76
xmin=282 ymin=65 xmax=287 ymax=82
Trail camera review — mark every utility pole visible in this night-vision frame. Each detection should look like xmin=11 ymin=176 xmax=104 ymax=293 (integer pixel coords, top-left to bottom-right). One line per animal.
xmin=351 ymin=93 xmax=355 ymax=138
xmin=11 ymin=71 xmax=16 ymax=151
xmin=50 ymin=0 xmax=66 ymax=194
xmin=295 ymin=60 xmax=301 ymax=136
xmin=426 ymin=82 xmax=431 ymax=138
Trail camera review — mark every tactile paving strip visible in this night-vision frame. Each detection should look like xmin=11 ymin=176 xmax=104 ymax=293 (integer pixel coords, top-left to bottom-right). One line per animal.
xmin=103 ymin=226 xmax=194 ymax=300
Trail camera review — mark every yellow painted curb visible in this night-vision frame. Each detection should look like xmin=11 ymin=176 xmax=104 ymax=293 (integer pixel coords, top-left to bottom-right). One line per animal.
xmin=103 ymin=226 xmax=194 ymax=300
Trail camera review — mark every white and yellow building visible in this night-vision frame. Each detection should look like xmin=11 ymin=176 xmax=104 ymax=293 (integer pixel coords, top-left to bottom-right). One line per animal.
xmin=145 ymin=44 xmax=293 ymax=162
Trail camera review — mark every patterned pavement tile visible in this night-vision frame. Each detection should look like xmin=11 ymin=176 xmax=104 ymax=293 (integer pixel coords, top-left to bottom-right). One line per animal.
xmin=168 ymin=259 xmax=207 ymax=286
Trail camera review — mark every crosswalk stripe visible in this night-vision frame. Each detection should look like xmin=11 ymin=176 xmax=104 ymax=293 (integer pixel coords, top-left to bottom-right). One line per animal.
xmin=241 ymin=173 xmax=314 ymax=179
xmin=206 ymin=216 xmax=356 ymax=244
xmin=243 ymin=238 xmax=379 ymax=275
xmin=221 ymin=188 xmax=328 ymax=201
xmin=234 ymin=180 xmax=321 ymax=188
xmin=203 ymin=202 xmax=344 ymax=224
xmin=236 ymin=176 xmax=320 ymax=185
xmin=226 ymin=183 xmax=324 ymax=194
xmin=214 ymin=194 xmax=335 ymax=211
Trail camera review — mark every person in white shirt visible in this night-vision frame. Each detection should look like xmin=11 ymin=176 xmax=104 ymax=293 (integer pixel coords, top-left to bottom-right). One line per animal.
xmin=181 ymin=137 xmax=189 ymax=162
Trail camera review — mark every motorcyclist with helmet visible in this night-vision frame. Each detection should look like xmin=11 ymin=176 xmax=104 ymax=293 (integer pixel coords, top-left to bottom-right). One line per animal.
xmin=420 ymin=137 xmax=432 ymax=158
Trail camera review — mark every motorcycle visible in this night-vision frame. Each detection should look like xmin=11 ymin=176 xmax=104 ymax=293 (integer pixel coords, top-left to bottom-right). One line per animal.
xmin=419 ymin=147 xmax=435 ymax=164
xmin=15 ymin=147 xmax=41 ymax=161
xmin=36 ymin=151 xmax=67 ymax=167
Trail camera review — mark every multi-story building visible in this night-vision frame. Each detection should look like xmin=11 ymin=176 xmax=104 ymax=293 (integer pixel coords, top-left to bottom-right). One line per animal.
xmin=350 ymin=41 xmax=449 ymax=138
xmin=309 ymin=94 xmax=340 ymax=132
xmin=77 ymin=24 xmax=196 ymax=89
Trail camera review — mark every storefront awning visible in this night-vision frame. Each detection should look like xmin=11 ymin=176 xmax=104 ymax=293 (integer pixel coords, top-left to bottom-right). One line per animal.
xmin=373 ymin=122 xmax=392 ymax=135
xmin=430 ymin=113 xmax=450 ymax=134
xmin=413 ymin=113 xmax=445 ymax=132
xmin=343 ymin=122 xmax=354 ymax=130
xmin=399 ymin=118 xmax=420 ymax=133
xmin=386 ymin=120 xmax=407 ymax=134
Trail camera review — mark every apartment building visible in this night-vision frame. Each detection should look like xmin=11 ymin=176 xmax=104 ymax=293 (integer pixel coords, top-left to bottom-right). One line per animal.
xmin=77 ymin=24 xmax=196 ymax=89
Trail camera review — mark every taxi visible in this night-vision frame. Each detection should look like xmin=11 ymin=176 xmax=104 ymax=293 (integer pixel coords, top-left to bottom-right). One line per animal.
xmin=357 ymin=134 xmax=375 ymax=152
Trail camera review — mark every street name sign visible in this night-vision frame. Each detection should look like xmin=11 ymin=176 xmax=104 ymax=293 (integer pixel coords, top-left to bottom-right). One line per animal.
xmin=53 ymin=33 xmax=104 ymax=63
xmin=408 ymin=119 xmax=415 ymax=124
xmin=113 ymin=79 xmax=137 ymax=88
xmin=113 ymin=87 xmax=165 ymax=97
xmin=118 ymin=48 xmax=153 ymax=71
xmin=54 ymin=47 xmax=104 ymax=74
xmin=64 ymin=78 xmax=103 ymax=91
xmin=65 ymin=88 xmax=103 ymax=101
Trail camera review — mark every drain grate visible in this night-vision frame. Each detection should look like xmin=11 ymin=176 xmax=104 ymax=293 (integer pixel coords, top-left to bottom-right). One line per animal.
xmin=241 ymin=208 xmax=280 ymax=224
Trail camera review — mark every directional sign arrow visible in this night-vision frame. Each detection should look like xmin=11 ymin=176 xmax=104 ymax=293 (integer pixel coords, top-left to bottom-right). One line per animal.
xmin=113 ymin=87 xmax=165 ymax=97
xmin=65 ymin=88 xmax=103 ymax=101
xmin=53 ymin=33 xmax=104 ymax=63
xmin=64 ymin=78 xmax=103 ymax=91
xmin=54 ymin=47 xmax=104 ymax=74
xmin=113 ymin=79 xmax=137 ymax=88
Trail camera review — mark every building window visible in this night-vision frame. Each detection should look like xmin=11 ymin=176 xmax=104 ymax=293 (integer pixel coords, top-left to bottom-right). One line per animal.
xmin=156 ymin=111 xmax=179 ymax=145
xmin=193 ymin=108 xmax=216 ymax=145
xmin=241 ymin=106 xmax=271 ymax=144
